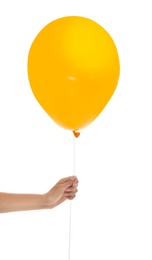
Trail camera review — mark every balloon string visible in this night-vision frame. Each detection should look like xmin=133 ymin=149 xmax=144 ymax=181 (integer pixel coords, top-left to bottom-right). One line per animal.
xmin=68 ymin=201 xmax=72 ymax=260
xmin=68 ymin=135 xmax=75 ymax=260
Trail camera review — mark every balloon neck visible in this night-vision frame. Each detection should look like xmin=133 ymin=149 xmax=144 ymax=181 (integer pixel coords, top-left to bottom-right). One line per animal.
xmin=73 ymin=131 xmax=80 ymax=138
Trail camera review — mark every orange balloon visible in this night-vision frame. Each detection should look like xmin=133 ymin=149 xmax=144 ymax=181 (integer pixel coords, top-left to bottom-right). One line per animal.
xmin=27 ymin=16 xmax=120 ymax=132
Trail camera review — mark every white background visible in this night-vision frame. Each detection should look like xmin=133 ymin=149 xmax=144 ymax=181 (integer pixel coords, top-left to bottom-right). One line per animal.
xmin=0 ymin=0 xmax=152 ymax=259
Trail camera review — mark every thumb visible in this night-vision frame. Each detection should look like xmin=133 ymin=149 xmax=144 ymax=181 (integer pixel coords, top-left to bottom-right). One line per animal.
xmin=60 ymin=176 xmax=76 ymax=190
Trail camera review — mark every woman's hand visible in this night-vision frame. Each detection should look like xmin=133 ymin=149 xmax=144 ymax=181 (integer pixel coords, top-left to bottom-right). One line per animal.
xmin=43 ymin=176 xmax=79 ymax=209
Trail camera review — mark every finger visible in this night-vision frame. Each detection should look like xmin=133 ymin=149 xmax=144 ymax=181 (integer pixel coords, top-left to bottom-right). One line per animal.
xmin=64 ymin=194 xmax=76 ymax=200
xmin=58 ymin=176 xmax=73 ymax=183
xmin=65 ymin=185 xmax=78 ymax=192
xmin=72 ymin=179 xmax=79 ymax=186
xmin=61 ymin=177 xmax=78 ymax=191
xmin=64 ymin=189 xmax=78 ymax=197
xmin=58 ymin=176 xmax=77 ymax=185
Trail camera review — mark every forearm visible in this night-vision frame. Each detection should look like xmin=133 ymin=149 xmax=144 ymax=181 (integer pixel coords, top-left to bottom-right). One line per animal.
xmin=0 ymin=192 xmax=46 ymax=213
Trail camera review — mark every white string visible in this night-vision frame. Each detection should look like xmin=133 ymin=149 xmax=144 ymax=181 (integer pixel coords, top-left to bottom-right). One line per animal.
xmin=68 ymin=135 xmax=75 ymax=260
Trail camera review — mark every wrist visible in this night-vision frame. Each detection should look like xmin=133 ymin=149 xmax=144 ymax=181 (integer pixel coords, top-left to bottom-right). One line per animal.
xmin=41 ymin=193 xmax=54 ymax=209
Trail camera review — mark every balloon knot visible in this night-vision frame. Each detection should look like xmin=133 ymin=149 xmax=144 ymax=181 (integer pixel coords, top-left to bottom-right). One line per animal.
xmin=73 ymin=131 xmax=80 ymax=138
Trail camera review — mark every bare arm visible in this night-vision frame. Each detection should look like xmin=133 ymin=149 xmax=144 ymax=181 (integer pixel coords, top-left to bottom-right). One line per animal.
xmin=0 ymin=176 xmax=78 ymax=213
